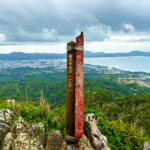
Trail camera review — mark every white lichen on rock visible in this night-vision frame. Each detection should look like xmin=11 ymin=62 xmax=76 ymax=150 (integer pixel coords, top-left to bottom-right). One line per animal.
xmin=0 ymin=110 xmax=112 ymax=150
xmin=0 ymin=109 xmax=13 ymax=142
xmin=86 ymin=113 xmax=111 ymax=150
xmin=78 ymin=134 xmax=94 ymax=150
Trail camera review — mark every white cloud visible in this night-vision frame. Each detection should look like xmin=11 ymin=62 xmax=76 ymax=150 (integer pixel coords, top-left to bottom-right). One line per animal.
xmin=123 ymin=23 xmax=135 ymax=32
xmin=0 ymin=43 xmax=66 ymax=54
xmin=110 ymin=35 xmax=150 ymax=42
xmin=1 ymin=0 xmax=150 ymax=53
xmin=12 ymin=27 xmax=63 ymax=42
xmin=86 ymin=41 xmax=150 ymax=53
xmin=76 ymin=24 xmax=111 ymax=42
xmin=0 ymin=33 xmax=6 ymax=42
xmin=43 ymin=28 xmax=49 ymax=33
xmin=1 ymin=39 xmax=150 ymax=54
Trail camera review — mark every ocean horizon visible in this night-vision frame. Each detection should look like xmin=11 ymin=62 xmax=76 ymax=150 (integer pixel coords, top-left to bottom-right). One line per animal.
xmin=84 ymin=56 xmax=150 ymax=73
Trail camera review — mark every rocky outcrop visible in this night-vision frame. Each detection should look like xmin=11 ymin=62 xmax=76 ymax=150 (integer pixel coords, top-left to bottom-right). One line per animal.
xmin=143 ymin=142 xmax=150 ymax=150
xmin=0 ymin=110 xmax=111 ymax=150
xmin=46 ymin=130 xmax=67 ymax=150
xmin=86 ymin=114 xmax=111 ymax=150
xmin=66 ymin=145 xmax=78 ymax=150
xmin=1 ymin=132 xmax=14 ymax=150
xmin=12 ymin=132 xmax=44 ymax=150
xmin=0 ymin=109 xmax=13 ymax=142
xmin=11 ymin=117 xmax=25 ymax=135
xmin=78 ymin=135 xmax=94 ymax=150
xmin=85 ymin=113 xmax=97 ymax=123
xmin=65 ymin=114 xmax=111 ymax=150
xmin=1 ymin=114 xmax=45 ymax=150
xmin=25 ymin=122 xmax=46 ymax=146
xmin=12 ymin=117 xmax=45 ymax=150
xmin=7 ymin=99 xmax=16 ymax=104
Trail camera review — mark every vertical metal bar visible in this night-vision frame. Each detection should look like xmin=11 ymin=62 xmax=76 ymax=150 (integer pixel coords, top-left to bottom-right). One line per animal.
xmin=75 ymin=32 xmax=84 ymax=138
xmin=66 ymin=41 xmax=76 ymax=136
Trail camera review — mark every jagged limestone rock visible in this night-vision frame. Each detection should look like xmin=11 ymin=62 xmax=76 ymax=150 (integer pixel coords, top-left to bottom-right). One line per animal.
xmin=31 ymin=122 xmax=45 ymax=133
xmin=66 ymin=145 xmax=78 ymax=150
xmin=12 ymin=132 xmax=44 ymax=150
xmin=0 ymin=109 xmax=13 ymax=141
xmin=46 ymin=130 xmax=67 ymax=150
xmin=0 ymin=110 xmax=112 ymax=150
xmin=6 ymin=99 xmax=16 ymax=104
xmin=143 ymin=142 xmax=150 ymax=150
xmin=78 ymin=135 xmax=94 ymax=150
xmin=86 ymin=113 xmax=111 ymax=150
xmin=10 ymin=117 xmax=45 ymax=150
xmin=25 ymin=122 xmax=46 ymax=147
xmin=1 ymin=132 xmax=14 ymax=150
xmin=85 ymin=114 xmax=97 ymax=123
xmin=52 ymin=116 xmax=60 ymax=123
xmin=61 ymin=141 xmax=68 ymax=150
xmin=11 ymin=117 xmax=25 ymax=135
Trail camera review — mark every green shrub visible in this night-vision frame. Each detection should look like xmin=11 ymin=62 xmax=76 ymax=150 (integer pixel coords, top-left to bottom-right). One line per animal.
xmin=84 ymin=109 xmax=149 ymax=150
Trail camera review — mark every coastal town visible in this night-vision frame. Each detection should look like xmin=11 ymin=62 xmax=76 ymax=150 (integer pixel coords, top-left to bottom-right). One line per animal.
xmin=1 ymin=59 xmax=150 ymax=88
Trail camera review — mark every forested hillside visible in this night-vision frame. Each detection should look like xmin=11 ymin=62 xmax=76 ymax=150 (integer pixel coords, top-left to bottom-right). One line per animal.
xmin=0 ymin=67 xmax=150 ymax=108
xmin=0 ymin=65 xmax=150 ymax=149
xmin=85 ymin=92 xmax=150 ymax=138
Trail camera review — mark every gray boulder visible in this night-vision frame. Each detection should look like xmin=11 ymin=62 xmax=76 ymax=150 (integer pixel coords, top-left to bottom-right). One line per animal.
xmin=11 ymin=117 xmax=25 ymax=135
xmin=87 ymin=122 xmax=110 ymax=150
xmin=2 ymin=117 xmax=45 ymax=150
xmin=46 ymin=130 xmax=67 ymax=150
xmin=12 ymin=132 xmax=44 ymax=150
xmin=25 ymin=122 xmax=46 ymax=147
xmin=86 ymin=113 xmax=110 ymax=150
xmin=143 ymin=142 xmax=150 ymax=150
xmin=78 ymin=135 xmax=94 ymax=150
xmin=1 ymin=132 xmax=14 ymax=150
xmin=0 ymin=109 xmax=13 ymax=141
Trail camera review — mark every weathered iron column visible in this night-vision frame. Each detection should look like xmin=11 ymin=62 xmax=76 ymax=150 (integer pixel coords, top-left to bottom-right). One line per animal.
xmin=66 ymin=32 xmax=84 ymax=139
xmin=74 ymin=32 xmax=84 ymax=138
xmin=66 ymin=41 xmax=76 ymax=136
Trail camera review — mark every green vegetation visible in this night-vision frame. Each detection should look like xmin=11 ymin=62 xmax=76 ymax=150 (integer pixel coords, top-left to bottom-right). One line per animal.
xmin=0 ymin=67 xmax=150 ymax=108
xmin=0 ymin=100 xmax=149 ymax=150
xmin=85 ymin=109 xmax=149 ymax=150
xmin=0 ymin=100 xmax=66 ymax=136
xmin=0 ymin=67 xmax=150 ymax=149
xmin=85 ymin=92 xmax=150 ymax=138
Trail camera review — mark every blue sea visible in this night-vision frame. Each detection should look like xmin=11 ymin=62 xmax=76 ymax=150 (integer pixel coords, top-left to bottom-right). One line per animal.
xmin=84 ymin=56 xmax=150 ymax=73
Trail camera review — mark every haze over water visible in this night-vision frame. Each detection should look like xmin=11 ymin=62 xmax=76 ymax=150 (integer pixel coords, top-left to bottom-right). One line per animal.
xmin=84 ymin=56 xmax=150 ymax=73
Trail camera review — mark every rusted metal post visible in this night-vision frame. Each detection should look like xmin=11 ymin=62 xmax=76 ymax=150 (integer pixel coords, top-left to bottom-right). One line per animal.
xmin=66 ymin=41 xmax=76 ymax=136
xmin=75 ymin=32 xmax=84 ymax=138
xmin=66 ymin=32 xmax=84 ymax=139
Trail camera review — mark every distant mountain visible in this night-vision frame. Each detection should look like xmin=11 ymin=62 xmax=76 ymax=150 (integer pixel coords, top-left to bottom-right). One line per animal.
xmin=0 ymin=52 xmax=66 ymax=60
xmin=84 ymin=50 xmax=150 ymax=57
xmin=0 ymin=51 xmax=150 ymax=60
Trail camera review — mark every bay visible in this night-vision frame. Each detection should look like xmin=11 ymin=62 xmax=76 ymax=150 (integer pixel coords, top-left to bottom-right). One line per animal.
xmin=84 ymin=56 xmax=150 ymax=73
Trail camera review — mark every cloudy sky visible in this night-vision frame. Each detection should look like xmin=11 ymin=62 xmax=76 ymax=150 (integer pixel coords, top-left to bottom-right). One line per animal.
xmin=0 ymin=0 xmax=150 ymax=53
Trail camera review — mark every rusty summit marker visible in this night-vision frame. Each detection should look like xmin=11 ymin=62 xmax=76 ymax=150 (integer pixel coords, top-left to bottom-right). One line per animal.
xmin=66 ymin=32 xmax=84 ymax=139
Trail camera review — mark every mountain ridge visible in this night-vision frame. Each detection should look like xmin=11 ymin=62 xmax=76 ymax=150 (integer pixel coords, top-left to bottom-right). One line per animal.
xmin=0 ymin=50 xmax=150 ymax=60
